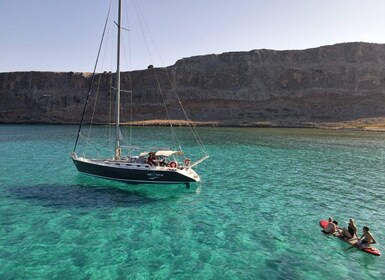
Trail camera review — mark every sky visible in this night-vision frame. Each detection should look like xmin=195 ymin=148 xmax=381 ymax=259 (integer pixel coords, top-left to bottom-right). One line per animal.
xmin=1 ymin=0 xmax=385 ymax=73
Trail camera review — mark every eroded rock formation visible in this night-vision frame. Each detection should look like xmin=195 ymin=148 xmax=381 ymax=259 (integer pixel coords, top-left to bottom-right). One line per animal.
xmin=2 ymin=42 xmax=385 ymax=127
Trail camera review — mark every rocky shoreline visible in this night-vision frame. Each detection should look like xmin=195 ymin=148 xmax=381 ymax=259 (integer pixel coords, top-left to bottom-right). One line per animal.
xmin=3 ymin=118 xmax=385 ymax=132
xmin=94 ymin=118 xmax=385 ymax=132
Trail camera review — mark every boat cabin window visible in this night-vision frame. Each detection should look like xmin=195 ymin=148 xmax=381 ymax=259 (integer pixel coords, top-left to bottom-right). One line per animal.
xmin=129 ymin=156 xmax=139 ymax=163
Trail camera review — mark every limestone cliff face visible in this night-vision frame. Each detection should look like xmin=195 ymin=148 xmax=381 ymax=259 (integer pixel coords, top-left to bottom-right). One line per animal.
xmin=2 ymin=42 xmax=385 ymax=126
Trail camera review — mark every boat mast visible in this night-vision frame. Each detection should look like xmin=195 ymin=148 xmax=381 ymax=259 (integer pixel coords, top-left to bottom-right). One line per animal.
xmin=114 ymin=0 xmax=122 ymax=160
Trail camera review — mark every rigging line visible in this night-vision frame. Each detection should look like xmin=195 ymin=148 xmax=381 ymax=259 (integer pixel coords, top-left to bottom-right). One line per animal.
xmin=128 ymin=73 xmax=133 ymax=149
xmin=152 ymin=67 xmax=180 ymax=150
xmin=117 ymin=3 xmax=134 ymax=149
xmin=107 ymin=17 xmax=117 ymax=153
xmin=107 ymin=73 xmax=115 ymax=153
xmin=132 ymin=0 xmax=154 ymax=65
xmin=131 ymin=0 xmax=208 ymax=157
xmin=73 ymin=0 xmax=113 ymax=153
xmin=79 ymin=133 xmax=106 ymax=156
xmin=131 ymin=0 xmax=166 ymax=68
xmin=86 ymin=72 xmax=103 ymax=138
xmin=87 ymin=12 xmax=114 ymax=146
xmin=129 ymin=0 xmax=206 ymax=157
xmin=165 ymin=72 xmax=209 ymax=156
xmin=120 ymin=0 xmax=134 ymax=150
xmin=132 ymin=1 xmax=180 ymax=148
xmin=159 ymin=58 xmax=208 ymax=155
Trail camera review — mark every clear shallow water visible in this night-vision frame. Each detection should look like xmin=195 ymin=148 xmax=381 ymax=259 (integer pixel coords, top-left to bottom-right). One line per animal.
xmin=1 ymin=125 xmax=384 ymax=279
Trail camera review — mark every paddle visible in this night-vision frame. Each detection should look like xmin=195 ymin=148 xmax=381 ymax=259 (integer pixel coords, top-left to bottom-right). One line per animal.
xmin=343 ymin=234 xmax=361 ymax=251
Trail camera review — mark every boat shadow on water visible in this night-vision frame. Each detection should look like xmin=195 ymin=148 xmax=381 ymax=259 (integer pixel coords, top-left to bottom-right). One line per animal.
xmin=7 ymin=183 xmax=194 ymax=209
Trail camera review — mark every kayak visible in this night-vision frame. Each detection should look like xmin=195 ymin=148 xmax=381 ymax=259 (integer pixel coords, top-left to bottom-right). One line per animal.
xmin=319 ymin=220 xmax=381 ymax=256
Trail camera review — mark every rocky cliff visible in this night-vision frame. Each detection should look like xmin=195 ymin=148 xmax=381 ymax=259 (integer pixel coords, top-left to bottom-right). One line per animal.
xmin=2 ymin=42 xmax=385 ymax=128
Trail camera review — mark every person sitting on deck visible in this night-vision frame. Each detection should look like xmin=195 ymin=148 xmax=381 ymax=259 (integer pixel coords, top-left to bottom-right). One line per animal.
xmin=158 ymin=157 xmax=166 ymax=166
xmin=339 ymin=218 xmax=357 ymax=239
xmin=323 ymin=217 xmax=338 ymax=234
xmin=357 ymin=226 xmax=377 ymax=248
xmin=147 ymin=153 xmax=156 ymax=166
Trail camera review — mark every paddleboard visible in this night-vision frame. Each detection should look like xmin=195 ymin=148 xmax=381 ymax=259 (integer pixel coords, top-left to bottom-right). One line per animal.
xmin=319 ymin=220 xmax=381 ymax=256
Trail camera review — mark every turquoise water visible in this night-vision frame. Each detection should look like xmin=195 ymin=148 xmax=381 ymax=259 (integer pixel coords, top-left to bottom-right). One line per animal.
xmin=1 ymin=125 xmax=384 ymax=279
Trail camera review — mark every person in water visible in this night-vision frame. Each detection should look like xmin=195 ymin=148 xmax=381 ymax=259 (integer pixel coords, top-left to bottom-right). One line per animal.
xmin=324 ymin=217 xmax=338 ymax=234
xmin=339 ymin=218 xmax=357 ymax=239
xmin=357 ymin=226 xmax=377 ymax=248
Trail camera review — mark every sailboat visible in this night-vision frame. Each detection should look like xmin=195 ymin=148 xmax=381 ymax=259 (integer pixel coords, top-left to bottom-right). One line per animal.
xmin=71 ymin=0 xmax=208 ymax=186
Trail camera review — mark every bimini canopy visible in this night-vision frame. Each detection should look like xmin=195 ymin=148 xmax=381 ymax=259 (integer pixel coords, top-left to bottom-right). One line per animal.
xmin=155 ymin=150 xmax=184 ymax=157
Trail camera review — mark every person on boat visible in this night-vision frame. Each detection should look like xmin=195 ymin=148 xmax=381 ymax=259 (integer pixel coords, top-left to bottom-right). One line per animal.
xmin=324 ymin=217 xmax=338 ymax=234
xmin=339 ymin=218 xmax=357 ymax=239
xmin=147 ymin=153 xmax=156 ymax=166
xmin=357 ymin=226 xmax=377 ymax=248
xmin=158 ymin=157 xmax=166 ymax=166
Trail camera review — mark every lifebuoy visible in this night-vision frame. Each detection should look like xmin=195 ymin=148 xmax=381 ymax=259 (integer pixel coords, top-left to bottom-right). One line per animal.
xmin=169 ymin=161 xmax=177 ymax=168
xmin=184 ymin=158 xmax=191 ymax=166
